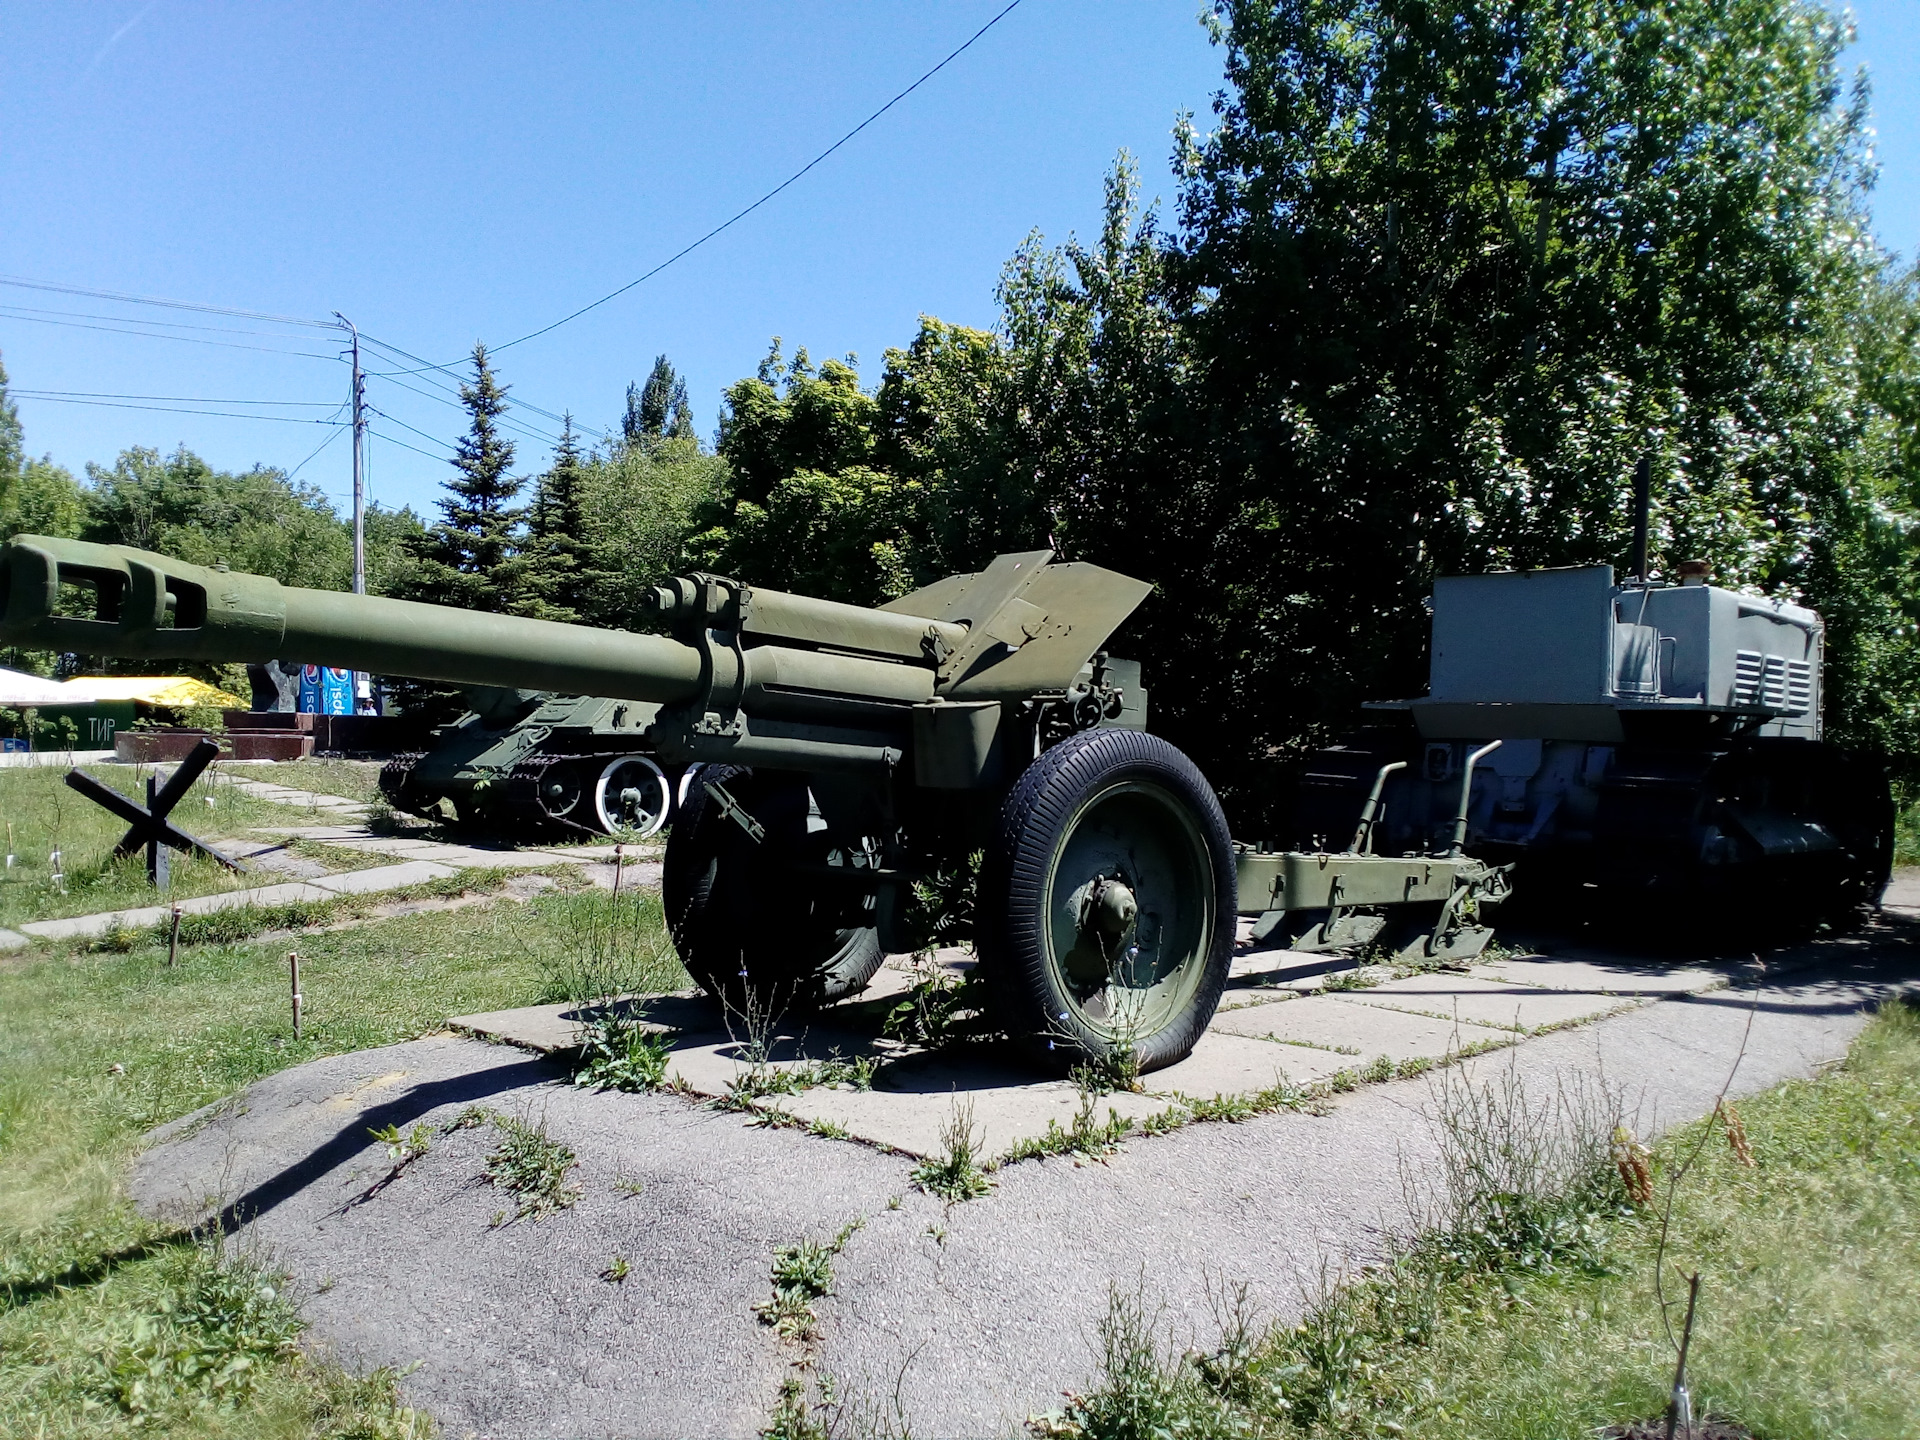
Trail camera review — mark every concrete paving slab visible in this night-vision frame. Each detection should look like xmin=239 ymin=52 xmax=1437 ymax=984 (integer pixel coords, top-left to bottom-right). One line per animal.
xmin=577 ymin=859 xmax=665 ymax=891
xmin=778 ymin=1067 xmax=1168 ymax=1159
xmin=1349 ymin=972 xmax=1642 ymax=1032
xmin=1470 ymin=957 xmax=1728 ymax=996
xmin=1883 ymin=867 xmax=1920 ymax=914
xmin=0 ymin=748 xmax=116 ymax=768
xmin=1226 ymin=951 xmax=1386 ymax=997
xmin=307 ymin=861 xmax=457 ymax=895
xmin=295 ymin=836 xmax=446 ymax=856
xmin=1143 ymin=1029 xmax=1356 ymax=1096
xmin=376 ymin=847 xmax=561 ymax=870
xmin=1211 ymin=992 xmax=1514 ymax=1063
xmin=251 ymin=825 xmax=377 ymax=840
xmin=16 ymin=880 xmax=343 ymax=940
xmin=662 ymin=1025 xmax=902 ymax=1098
xmin=0 ymin=927 xmax=28 ymax=952
xmin=452 ymin=993 xmax=720 ymax=1052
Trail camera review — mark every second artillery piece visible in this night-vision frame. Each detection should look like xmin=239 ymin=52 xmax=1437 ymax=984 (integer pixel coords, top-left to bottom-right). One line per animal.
xmin=0 ymin=534 xmax=1511 ymax=1072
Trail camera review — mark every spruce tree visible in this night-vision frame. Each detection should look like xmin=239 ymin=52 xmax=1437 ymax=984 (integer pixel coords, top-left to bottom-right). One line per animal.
xmin=626 ymin=355 xmax=696 ymax=444
xmin=521 ymin=413 xmax=592 ymax=622
xmin=408 ymin=343 xmax=527 ymax=613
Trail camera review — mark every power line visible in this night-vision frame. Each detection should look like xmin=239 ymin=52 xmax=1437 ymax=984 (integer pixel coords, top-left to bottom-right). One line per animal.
xmin=365 ymin=369 xmax=568 ymax=449
xmin=367 ymin=428 xmax=448 ymax=463
xmin=0 ymin=300 xmax=332 ymax=339
xmin=285 ymin=415 xmax=351 ymax=480
xmin=358 ymin=332 xmax=611 ymax=440
xmin=0 ymin=308 xmax=341 ymax=359
xmin=0 ymin=273 xmax=337 ymax=328
xmin=366 ymin=406 xmax=456 ymax=452
xmin=14 ymin=388 xmax=341 ymax=406
xmin=459 ymin=0 xmax=1027 ymax=360
xmin=14 ymin=394 xmax=349 ymax=424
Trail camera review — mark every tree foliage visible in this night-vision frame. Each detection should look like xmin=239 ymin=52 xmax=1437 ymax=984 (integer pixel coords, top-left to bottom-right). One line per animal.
xmin=690 ymin=0 xmax=1920 ymax=815
xmin=624 ymin=354 xmax=696 ymax=445
xmin=402 ymin=343 xmax=539 ymax=616
xmin=570 ymin=434 xmax=728 ymax=627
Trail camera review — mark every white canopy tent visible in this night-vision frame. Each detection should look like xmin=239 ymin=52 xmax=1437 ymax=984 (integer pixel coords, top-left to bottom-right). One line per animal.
xmin=0 ymin=667 xmax=70 ymax=706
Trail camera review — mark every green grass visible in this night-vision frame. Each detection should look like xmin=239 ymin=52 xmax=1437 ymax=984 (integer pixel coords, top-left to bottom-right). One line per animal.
xmin=1036 ymin=997 xmax=1920 ymax=1439
xmin=262 ymin=759 xmax=385 ymax=807
xmin=0 ymin=883 xmax=686 ymax=1437
xmin=0 ymin=763 xmax=352 ymax=929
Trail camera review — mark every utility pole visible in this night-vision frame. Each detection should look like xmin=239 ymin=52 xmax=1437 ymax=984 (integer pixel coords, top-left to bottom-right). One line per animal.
xmin=334 ymin=313 xmax=371 ymax=712
xmin=334 ymin=313 xmax=367 ymax=596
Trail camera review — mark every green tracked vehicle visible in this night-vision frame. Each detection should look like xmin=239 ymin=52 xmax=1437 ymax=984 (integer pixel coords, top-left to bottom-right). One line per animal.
xmin=379 ymin=688 xmax=677 ymax=837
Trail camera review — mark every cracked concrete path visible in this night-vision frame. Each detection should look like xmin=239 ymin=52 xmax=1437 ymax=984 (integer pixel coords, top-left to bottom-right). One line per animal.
xmin=129 ymin=917 xmax=1918 ymax=1440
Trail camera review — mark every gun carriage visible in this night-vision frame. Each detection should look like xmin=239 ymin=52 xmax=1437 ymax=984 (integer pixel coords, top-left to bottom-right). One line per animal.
xmin=1 ymin=534 xmax=1506 ymax=1072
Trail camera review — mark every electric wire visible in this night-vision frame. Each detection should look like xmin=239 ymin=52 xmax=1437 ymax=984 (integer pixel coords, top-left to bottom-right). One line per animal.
xmin=358 ymin=332 xmax=609 ymax=440
xmin=0 ymin=273 xmax=336 ymax=328
xmin=416 ymin=0 xmax=1027 ymax=364
xmin=365 ymin=369 xmax=569 ymax=449
xmin=284 ymin=410 xmax=352 ymax=480
xmin=0 ymin=309 xmax=342 ymax=359
xmin=0 ymin=301 xmax=334 ymax=339
xmin=14 ymin=388 xmax=340 ymax=406
xmin=366 ymin=407 xmax=456 ymax=453
xmin=367 ymin=429 xmax=447 ymax=463
xmin=15 ymin=394 xmax=350 ymax=424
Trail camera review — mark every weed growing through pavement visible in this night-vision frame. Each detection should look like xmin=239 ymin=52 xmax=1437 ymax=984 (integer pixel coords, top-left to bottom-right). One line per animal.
xmin=602 ymin=1254 xmax=631 ymax=1284
xmin=754 ymin=1218 xmax=865 ymax=1342
xmin=1031 ymin=1053 xmax=1642 ymax=1439
xmin=481 ymin=1114 xmax=580 ymax=1225
xmin=369 ymin=1122 xmax=432 ymax=1168
xmin=882 ymin=954 xmax=995 ymax=1048
xmin=1001 ymin=1082 xmax=1133 ymax=1165
xmin=1409 ymin=1055 xmax=1633 ymax=1279
xmin=910 ymin=1098 xmax=995 ymax=1202
xmin=573 ymin=1007 xmax=673 ymax=1092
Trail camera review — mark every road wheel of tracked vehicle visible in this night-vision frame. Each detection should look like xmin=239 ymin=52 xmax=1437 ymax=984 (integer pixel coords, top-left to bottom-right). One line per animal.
xmin=594 ymin=755 xmax=672 ymax=837
xmin=978 ymin=729 xmax=1235 ymax=1075
xmin=662 ymin=765 xmax=883 ymax=1008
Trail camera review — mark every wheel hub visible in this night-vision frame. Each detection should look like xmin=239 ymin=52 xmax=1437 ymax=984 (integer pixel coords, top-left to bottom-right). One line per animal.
xmin=1082 ymin=875 xmax=1138 ymax=939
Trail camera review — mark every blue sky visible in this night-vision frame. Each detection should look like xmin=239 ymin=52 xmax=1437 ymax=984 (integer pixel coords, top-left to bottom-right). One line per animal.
xmin=2 ymin=2 xmax=1916 ymax=522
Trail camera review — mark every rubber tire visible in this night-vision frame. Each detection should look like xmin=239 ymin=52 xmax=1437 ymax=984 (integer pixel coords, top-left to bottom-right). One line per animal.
xmin=662 ymin=765 xmax=884 ymax=1007
xmin=978 ymin=729 xmax=1236 ymax=1074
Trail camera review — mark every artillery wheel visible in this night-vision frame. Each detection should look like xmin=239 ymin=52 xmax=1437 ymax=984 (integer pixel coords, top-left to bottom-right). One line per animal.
xmin=978 ymin=729 xmax=1235 ymax=1074
xmin=662 ymin=765 xmax=883 ymax=1007
xmin=594 ymin=755 xmax=671 ymax=837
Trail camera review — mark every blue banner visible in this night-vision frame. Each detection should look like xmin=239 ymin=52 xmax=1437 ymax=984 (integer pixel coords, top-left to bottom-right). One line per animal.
xmin=297 ymin=665 xmax=355 ymax=716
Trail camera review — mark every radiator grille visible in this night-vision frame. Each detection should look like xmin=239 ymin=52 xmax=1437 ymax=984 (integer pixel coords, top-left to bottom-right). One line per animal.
xmin=1733 ymin=649 xmax=1764 ymax=706
xmin=1785 ymin=658 xmax=1813 ymax=715
xmin=1761 ymin=654 xmax=1790 ymax=709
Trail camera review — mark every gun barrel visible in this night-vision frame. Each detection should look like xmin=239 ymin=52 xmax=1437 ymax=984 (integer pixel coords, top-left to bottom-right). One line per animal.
xmin=0 ymin=535 xmax=705 ymax=704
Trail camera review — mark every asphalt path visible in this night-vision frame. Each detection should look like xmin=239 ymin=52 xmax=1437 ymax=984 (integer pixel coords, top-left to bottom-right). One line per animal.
xmin=132 ymin=930 xmax=1917 ymax=1439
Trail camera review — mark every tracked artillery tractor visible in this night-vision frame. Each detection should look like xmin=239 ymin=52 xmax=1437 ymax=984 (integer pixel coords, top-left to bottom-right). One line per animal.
xmin=1294 ymin=560 xmax=1894 ymax=926
xmin=1 ymin=534 xmax=1508 ymax=1073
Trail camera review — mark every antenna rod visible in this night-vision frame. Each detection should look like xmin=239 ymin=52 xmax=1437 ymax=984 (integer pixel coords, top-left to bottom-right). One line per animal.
xmin=1629 ymin=454 xmax=1652 ymax=583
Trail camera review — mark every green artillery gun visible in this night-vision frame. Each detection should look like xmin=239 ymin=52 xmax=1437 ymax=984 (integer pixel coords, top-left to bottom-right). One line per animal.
xmin=1 ymin=534 xmax=1508 ymax=1071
